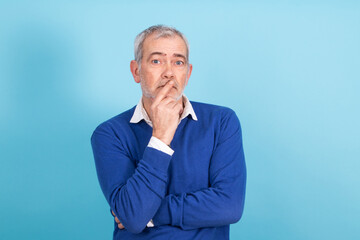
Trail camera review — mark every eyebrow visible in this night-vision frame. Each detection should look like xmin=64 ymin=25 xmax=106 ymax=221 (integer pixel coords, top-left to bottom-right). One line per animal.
xmin=173 ymin=53 xmax=187 ymax=61
xmin=147 ymin=52 xmax=187 ymax=62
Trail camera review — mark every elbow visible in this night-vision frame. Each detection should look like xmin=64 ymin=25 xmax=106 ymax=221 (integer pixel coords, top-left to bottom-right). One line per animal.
xmin=110 ymin=191 xmax=155 ymax=234
xmin=112 ymin=210 xmax=147 ymax=234
xmin=224 ymin=202 xmax=244 ymax=224
xmin=229 ymin=176 xmax=246 ymax=223
xmin=110 ymin=190 xmax=147 ymax=234
xmin=225 ymin=193 xmax=245 ymax=224
xmin=231 ymin=196 xmax=245 ymax=223
xmin=112 ymin=209 xmax=148 ymax=234
xmin=123 ymin=221 xmax=146 ymax=234
xmin=111 ymin=206 xmax=147 ymax=234
xmin=231 ymin=205 xmax=244 ymax=223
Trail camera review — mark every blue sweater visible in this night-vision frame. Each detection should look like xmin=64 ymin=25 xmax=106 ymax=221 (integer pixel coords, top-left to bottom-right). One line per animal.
xmin=91 ymin=101 xmax=246 ymax=240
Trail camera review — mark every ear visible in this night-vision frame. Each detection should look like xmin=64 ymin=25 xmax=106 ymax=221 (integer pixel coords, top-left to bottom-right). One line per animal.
xmin=185 ymin=63 xmax=193 ymax=86
xmin=130 ymin=60 xmax=141 ymax=83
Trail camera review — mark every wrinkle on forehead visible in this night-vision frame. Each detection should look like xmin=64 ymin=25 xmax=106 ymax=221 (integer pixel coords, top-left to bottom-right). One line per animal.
xmin=144 ymin=34 xmax=189 ymax=61
xmin=147 ymin=52 xmax=187 ymax=61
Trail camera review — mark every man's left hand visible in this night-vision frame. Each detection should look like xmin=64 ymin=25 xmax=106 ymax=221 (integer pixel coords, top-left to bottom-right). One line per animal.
xmin=112 ymin=210 xmax=125 ymax=229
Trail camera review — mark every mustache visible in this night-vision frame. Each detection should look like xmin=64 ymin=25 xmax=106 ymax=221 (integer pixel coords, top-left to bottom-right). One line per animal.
xmin=157 ymin=80 xmax=178 ymax=89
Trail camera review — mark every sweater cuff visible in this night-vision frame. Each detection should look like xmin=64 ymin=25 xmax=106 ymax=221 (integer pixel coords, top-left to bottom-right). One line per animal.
xmin=141 ymin=146 xmax=172 ymax=172
xmin=152 ymin=199 xmax=171 ymax=226
xmin=152 ymin=194 xmax=184 ymax=227
xmin=169 ymin=194 xmax=184 ymax=227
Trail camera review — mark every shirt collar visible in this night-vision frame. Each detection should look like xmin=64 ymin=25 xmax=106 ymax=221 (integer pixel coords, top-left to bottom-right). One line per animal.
xmin=130 ymin=95 xmax=198 ymax=127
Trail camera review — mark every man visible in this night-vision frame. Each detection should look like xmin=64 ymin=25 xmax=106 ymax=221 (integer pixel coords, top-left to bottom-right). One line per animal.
xmin=91 ymin=25 xmax=246 ymax=240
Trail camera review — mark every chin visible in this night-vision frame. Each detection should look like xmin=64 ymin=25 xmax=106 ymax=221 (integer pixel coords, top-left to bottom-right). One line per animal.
xmin=169 ymin=92 xmax=183 ymax=101
xmin=166 ymin=88 xmax=182 ymax=100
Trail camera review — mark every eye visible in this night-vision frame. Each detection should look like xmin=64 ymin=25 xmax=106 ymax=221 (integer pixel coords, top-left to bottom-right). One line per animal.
xmin=151 ymin=59 xmax=160 ymax=64
xmin=175 ymin=61 xmax=184 ymax=66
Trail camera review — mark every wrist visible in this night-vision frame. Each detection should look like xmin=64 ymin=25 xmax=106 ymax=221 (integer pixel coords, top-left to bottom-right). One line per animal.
xmin=152 ymin=132 xmax=172 ymax=146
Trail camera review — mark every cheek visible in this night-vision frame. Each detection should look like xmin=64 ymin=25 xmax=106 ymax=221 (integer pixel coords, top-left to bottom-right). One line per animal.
xmin=141 ymin=72 xmax=156 ymax=87
xmin=178 ymin=73 xmax=188 ymax=87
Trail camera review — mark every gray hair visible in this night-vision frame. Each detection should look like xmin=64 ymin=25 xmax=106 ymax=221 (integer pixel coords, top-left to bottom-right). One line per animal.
xmin=134 ymin=25 xmax=190 ymax=66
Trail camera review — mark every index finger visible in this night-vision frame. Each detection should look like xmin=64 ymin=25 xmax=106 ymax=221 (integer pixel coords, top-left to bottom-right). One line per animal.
xmin=152 ymin=81 xmax=174 ymax=106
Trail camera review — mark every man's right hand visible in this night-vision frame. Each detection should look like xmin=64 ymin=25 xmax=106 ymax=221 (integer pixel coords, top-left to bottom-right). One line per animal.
xmin=149 ymin=81 xmax=183 ymax=146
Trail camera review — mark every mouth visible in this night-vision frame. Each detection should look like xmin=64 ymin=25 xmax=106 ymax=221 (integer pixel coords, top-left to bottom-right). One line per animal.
xmin=158 ymin=80 xmax=178 ymax=88
xmin=158 ymin=84 xmax=177 ymax=90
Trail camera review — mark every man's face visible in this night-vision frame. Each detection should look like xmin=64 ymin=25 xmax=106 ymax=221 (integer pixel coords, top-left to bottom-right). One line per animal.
xmin=132 ymin=34 xmax=192 ymax=100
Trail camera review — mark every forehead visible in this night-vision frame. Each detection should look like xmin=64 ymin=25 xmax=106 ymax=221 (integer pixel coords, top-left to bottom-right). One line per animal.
xmin=142 ymin=34 xmax=187 ymax=57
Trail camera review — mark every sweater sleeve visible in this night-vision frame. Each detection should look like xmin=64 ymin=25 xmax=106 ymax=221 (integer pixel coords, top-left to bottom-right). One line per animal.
xmin=91 ymin=123 xmax=172 ymax=234
xmin=152 ymin=109 xmax=246 ymax=230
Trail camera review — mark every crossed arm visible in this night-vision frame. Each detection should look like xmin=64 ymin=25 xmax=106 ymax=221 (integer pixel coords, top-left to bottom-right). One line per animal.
xmin=91 ymin=109 xmax=246 ymax=233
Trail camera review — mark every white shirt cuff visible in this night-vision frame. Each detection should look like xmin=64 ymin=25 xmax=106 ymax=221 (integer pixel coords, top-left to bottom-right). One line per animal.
xmin=147 ymin=219 xmax=154 ymax=227
xmin=148 ymin=136 xmax=174 ymax=156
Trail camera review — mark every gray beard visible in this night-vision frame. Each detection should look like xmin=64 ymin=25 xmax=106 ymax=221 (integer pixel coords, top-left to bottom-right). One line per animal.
xmin=140 ymin=76 xmax=183 ymax=101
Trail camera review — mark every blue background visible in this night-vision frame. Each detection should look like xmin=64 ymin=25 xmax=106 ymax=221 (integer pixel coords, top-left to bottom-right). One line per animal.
xmin=1 ymin=1 xmax=359 ymax=239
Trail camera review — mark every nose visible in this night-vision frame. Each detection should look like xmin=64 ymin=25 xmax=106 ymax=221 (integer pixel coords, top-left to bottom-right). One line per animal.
xmin=161 ymin=62 xmax=174 ymax=79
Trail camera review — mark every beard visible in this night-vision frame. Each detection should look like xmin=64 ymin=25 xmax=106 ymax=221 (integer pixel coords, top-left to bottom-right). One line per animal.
xmin=140 ymin=75 xmax=183 ymax=101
